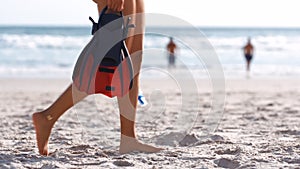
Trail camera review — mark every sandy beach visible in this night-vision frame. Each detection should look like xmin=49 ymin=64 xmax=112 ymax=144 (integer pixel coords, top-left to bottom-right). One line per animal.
xmin=0 ymin=77 xmax=299 ymax=168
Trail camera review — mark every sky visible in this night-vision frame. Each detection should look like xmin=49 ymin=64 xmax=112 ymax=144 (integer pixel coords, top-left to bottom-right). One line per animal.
xmin=0 ymin=0 xmax=300 ymax=27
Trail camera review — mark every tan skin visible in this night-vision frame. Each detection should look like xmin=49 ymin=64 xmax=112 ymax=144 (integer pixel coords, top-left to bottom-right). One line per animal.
xmin=32 ymin=0 xmax=162 ymax=156
xmin=167 ymin=38 xmax=177 ymax=55
xmin=167 ymin=38 xmax=177 ymax=67
xmin=243 ymin=39 xmax=254 ymax=71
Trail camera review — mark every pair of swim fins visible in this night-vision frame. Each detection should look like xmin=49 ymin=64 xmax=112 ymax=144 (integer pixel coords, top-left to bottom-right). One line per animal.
xmin=72 ymin=6 xmax=134 ymax=98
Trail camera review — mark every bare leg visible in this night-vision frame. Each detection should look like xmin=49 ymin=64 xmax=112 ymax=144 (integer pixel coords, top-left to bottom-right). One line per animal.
xmin=32 ymin=84 xmax=87 ymax=155
xmin=118 ymin=0 xmax=162 ymax=154
xmin=246 ymin=61 xmax=250 ymax=71
xmin=95 ymin=0 xmax=162 ymax=154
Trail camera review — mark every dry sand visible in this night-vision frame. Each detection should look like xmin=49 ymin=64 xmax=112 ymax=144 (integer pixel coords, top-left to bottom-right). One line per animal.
xmin=0 ymin=77 xmax=300 ymax=168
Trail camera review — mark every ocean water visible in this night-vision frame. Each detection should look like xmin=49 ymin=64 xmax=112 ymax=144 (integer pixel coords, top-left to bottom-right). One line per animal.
xmin=0 ymin=26 xmax=299 ymax=79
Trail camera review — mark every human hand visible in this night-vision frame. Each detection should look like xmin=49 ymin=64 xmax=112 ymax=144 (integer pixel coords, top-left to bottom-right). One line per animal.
xmin=107 ymin=0 xmax=124 ymax=11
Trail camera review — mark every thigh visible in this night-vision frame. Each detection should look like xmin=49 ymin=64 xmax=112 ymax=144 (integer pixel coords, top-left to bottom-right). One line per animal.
xmin=127 ymin=0 xmax=145 ymax=70
xmin=123 ymin=0 xmax=136 ymax=53
xmin=136 ymin=0 xmax=145 ymax=13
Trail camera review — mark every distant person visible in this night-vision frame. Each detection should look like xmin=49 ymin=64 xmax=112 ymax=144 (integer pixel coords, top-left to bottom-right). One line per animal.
xmin=243 ymin=38 xmax=254 ymax=72
xmin=166 ymin=37 xmax=177 ymax=68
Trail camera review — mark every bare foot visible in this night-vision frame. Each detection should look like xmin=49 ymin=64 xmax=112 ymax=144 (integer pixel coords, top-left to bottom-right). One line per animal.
xmin=32 ymin=112 xmax=54 ymax=155
xmin=119 ymin=134 xmax=163 ymax=154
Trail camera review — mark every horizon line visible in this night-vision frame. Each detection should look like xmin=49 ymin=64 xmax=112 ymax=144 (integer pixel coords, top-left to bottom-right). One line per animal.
xmin=1 ymin=24 xmax=300 ymax=29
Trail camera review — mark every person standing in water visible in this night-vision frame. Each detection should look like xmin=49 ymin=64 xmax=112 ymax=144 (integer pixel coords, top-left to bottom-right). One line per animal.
xmin=166 ymin=37 xmax=177 ymax=68
xmin=32 ymin=0 xmax=162 ymax=156
xmin=243 ymin=37 xmax=254 ymax=72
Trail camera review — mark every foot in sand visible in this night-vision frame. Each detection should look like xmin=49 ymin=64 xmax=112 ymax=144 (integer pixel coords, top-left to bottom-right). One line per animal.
xmin=32 ymin=112 xmax=54 ymax=156
xmin=119 ymin=134 xmax=163 ymax=154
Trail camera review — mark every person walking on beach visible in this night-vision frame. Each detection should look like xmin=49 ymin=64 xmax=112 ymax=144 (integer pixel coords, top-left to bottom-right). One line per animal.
xmin=166 ymin=37 xmax=177 ymax=68
xmin=243 ymin=37 xmax=254 ymax=72
xmin=32 ymin=0 xmax=162 ymax=156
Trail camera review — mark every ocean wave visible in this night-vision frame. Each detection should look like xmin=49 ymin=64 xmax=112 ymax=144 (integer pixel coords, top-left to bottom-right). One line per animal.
xmin=1 ymin=64 xmax=299 ymax=78
xmin=1 ymin=27 xmax=300 ymax=78
xmin=1 ymin=33 xmax=299 ymax=53
xmin=208 ymin=35 xmax=300 ymax=52
xmin=0 ymin=34 xmax=91 ymax=49
xmin=0 ymin=65 xmax=72 ymax=78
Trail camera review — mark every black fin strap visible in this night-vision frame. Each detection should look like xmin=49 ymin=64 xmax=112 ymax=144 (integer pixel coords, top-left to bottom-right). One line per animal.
xmin=121 ymin=41 xmax=134 ymax=90
xmin=123 ymin=17 xmax=136 ymax=40
xmin=89 ymin=16 xmax=98 ymax=35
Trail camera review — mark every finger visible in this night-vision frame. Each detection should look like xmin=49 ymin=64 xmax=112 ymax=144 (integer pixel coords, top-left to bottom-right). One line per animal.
xmin=107 ymin=0 xmax=112 ymax=9
xmin=112 ymin=3 xmax=118 ymax=11
xmin=116 ymin=3 xmax=122 ymax=11
xmin=118 ymin=4 xmax=124 ymax=11
xmin=114 ymin=3 xmax=120 ymax=11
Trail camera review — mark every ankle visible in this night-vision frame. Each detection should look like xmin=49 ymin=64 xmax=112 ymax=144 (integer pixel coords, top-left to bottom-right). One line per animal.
xmin=121 ymin=133 xmax=136 ymax=140
xmin=121 ymin=134 xmax=143 ymax=145
xmin=36 ymin=111 xmax=56 ymax=125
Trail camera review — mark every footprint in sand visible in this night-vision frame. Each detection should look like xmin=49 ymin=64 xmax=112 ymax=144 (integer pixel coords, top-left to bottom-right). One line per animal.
xmin=214 ymin=158 xmax=240 ymax=169
xmin=113 ymin=160 xmax=134 ymax=167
